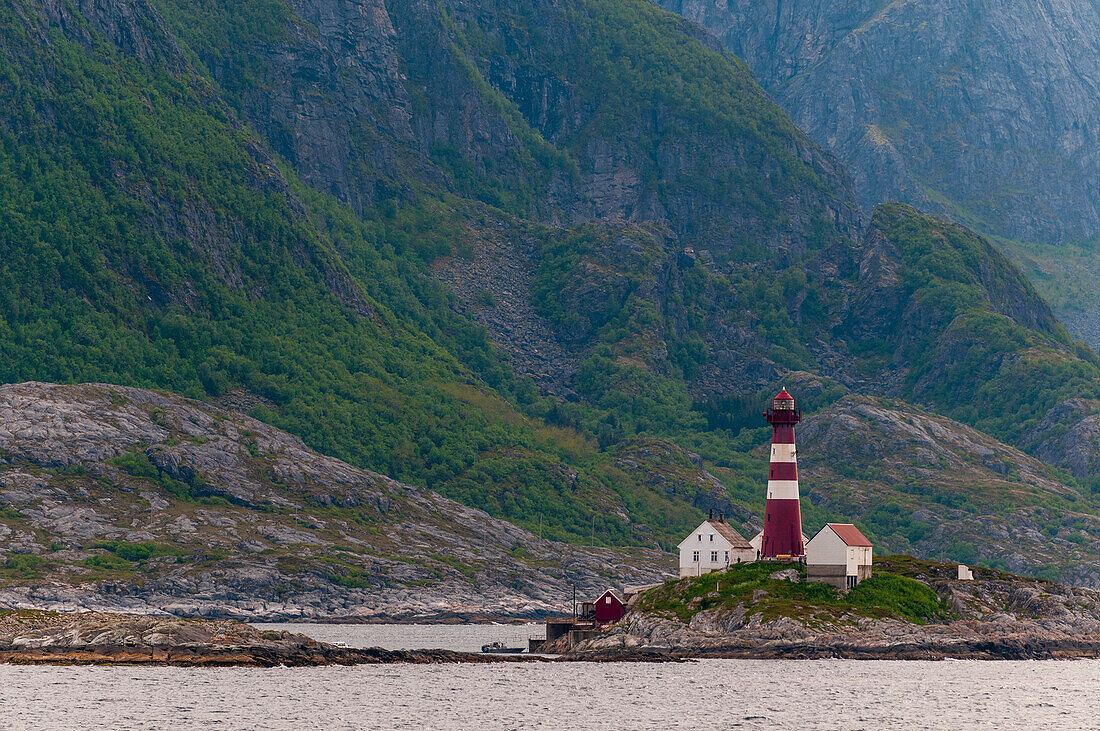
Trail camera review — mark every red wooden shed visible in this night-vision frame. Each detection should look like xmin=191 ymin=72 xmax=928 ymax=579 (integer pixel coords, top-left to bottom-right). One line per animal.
xmin=593 ymin=589 xmax=626 ymax=624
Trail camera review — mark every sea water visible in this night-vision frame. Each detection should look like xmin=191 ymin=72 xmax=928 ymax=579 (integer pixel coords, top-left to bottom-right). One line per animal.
xmin=0 ymin=624 xmax=1095 ymax=730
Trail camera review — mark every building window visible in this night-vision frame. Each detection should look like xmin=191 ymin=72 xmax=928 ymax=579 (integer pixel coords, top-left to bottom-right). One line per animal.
xmin=693 ymin=551 xmax=699 ymax=562
xmin=709 ymin=534 xmax=714 ymax=542
xmin=698 ymin=534 xmax=702 ymax=542
xmin=724 ymin=551 xmax=729 ymax=563
xmin=711 ymin=551 xmax=718 ymax=562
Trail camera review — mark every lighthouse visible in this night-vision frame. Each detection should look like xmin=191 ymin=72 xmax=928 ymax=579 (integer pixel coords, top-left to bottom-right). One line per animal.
xmin=761 ymin=388 xmax=805 ymax=558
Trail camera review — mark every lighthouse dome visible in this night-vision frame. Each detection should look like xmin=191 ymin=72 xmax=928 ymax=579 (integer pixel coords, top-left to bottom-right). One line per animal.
xmin=767 ymin=389 xmax=800 ymax=421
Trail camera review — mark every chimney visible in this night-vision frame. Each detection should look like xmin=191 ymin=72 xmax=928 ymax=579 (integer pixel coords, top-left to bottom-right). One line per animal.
xmin=719 ymin=512 xmax=725 ymax=523
xmin=708 ymin=508 xmax=714 ymax=520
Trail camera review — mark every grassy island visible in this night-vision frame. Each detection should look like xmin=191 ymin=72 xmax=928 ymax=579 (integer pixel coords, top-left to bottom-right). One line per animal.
xmin=637 ymin=558 xmax=957 ymax=626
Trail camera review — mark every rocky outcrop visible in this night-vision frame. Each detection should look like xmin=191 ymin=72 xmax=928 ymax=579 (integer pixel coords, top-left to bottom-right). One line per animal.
xmin=571 ymin=559 xmax=1100 ymax=660
xmin=660 ymin=0 xmax=1100 ymax=247
xmin=0 ymin=610 xmax=517 ymax=666
xmin=1028 ymin=398 xmax=1100 ymax=480
xmin=0 ymin=382 xmax=671 ymax=620
xmin=430 ymin=214 xmax=583 ymax=398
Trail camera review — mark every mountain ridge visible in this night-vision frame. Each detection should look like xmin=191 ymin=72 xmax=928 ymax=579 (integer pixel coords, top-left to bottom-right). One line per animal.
xmin=3 ymin=0 xmax=1100 ymax=587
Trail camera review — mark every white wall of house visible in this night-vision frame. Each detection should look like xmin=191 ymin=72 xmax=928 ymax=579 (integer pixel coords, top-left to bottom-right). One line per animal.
xmin=806 ymin=528 xmax=847 ymax=567
xmin=806 ymin=527 xmax=872 ymax=576
xmin=848 ymin=545 xmax=872 ymax=575
xmin=677 ymin=520 xmax=753 ymax=577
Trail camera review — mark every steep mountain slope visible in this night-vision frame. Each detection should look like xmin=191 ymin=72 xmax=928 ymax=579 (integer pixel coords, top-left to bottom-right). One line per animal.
xmin=0 ymin=0 xmax=746 ymax=548
xmin=656 ymin=0 xmax=1100 ymax=346
xmin=156 ymin=0 xmax=1100 ymax=513
xmin=794 ymin=396 xmax=1100 ymax=585
xmin=658 ymin=0 xmax=1100 ymax=248
xmin=3 ymin=0 xmax=1100 ymax=587
xmin=0 ymin=382 xmax=666 ymax=619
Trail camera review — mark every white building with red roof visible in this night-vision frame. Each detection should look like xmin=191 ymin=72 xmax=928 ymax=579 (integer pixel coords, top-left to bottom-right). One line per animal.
xmin=806 ymin=523 xmax=873 ymax=589
xmin=677 ymin=511 xmax=756 ymax=578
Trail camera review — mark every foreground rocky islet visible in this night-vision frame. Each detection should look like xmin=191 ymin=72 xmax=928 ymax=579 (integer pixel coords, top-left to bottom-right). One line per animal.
xmin=561 ymin=557 xmax=1100 ymax=661
xmin=10 ymin=557 xmax=1100 ymax=666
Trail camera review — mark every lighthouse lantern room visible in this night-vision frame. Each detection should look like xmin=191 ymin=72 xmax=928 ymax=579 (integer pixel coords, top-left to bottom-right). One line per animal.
xmin=761 ymin=388 xmax=805 ymax=559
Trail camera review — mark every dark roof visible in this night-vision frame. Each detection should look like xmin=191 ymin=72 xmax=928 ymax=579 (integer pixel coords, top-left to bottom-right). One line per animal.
xmin=708 ymin=520 xmax=752 ymax=549
xmin=827 ymin=523 xmax=872 ymax=547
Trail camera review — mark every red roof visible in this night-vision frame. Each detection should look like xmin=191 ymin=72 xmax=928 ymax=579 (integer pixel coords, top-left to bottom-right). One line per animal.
xmin=775 ymin=388 xmax=794 ymax=400
xmin=827 ymin=523 xmax=872 ymax=547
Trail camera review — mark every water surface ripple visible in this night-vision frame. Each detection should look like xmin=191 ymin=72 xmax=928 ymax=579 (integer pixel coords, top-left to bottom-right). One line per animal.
xmin=0 ymin=625 xmax=1095 ymax=730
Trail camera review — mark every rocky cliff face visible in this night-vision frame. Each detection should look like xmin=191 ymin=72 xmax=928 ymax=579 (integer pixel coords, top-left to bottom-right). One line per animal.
xmin=160 ymin=0 xmax=866 ymax=255
xmin=0 ymin=382 xmax=669 ymax=619
xmin=660 ymin=0 xmax=1100 ymax=247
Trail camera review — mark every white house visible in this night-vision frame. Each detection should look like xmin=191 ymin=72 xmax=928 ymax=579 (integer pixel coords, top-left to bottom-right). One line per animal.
xmin=805 ymin=523 xmax=873 ymax=589
xmin=677 ymin=513 xmax=755 ymax=578
xmin=749 ymin=529 xmax=809 ymax=558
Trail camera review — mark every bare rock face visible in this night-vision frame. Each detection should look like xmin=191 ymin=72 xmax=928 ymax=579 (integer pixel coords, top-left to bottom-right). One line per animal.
xmin=660 ymin=0 xmax=1100 ymax=247
xmin=1028 ymin=399 xmax=1100 ymax=480
xmin=0 ymin=610 xmax=506 ymax=665
xmin=0 ymin=382 xmax=671 ymax=620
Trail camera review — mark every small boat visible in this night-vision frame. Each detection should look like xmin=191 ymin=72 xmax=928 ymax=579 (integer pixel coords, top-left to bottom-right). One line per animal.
xmin=481 ymin=641 xmax=525 ymax=654
xmin=333 ymin=641 xmax=349 ymax=648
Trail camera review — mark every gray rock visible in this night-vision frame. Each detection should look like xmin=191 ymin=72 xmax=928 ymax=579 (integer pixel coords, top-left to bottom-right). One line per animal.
xmin=0 ymin=382 xmax=672 ymax=620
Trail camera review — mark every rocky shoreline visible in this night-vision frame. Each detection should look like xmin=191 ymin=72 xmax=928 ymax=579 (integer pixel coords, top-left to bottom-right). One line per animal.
xmin=7 ymin=609 xmax=1100 ymax=665
xmin=560 ymin=558 xmax=1100 ymax=661
xmin=565 ymin=630 xmax=1100 ymax=661
xmin=0 ymin=610 xmax=536 ymax=667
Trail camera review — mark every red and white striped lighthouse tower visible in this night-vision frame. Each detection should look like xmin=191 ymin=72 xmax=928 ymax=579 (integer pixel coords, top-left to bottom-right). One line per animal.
xmin=761 ymin=388 xmax=805 ymax=558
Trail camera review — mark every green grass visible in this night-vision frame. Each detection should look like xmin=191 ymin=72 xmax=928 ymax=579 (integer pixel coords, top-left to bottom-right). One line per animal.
xmin=92 ymin=540 xmax=182 ymax=562
xmin=638 ymin=561 xmax=953 ymax=626
xmin=1 ymin=554 xmax=52 ymax=580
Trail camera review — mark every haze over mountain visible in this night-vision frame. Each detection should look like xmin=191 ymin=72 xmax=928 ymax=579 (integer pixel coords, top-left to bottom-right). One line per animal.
xmin=658 ymin=0 xmax=1100 ymax=245
xmin=657 ymin=0 xmax=1100 ymax=338
xmin=2 ymin=0 xmax=1100 ymax=600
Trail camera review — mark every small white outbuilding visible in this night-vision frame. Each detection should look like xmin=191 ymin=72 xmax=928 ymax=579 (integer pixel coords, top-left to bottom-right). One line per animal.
xmin=806 ymin=523 xmax=873 ymax=589
xmin=677 ymin=514 xmax=755 ymax=578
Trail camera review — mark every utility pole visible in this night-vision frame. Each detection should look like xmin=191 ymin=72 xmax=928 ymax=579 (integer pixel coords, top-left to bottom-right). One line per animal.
xmin=572 ymin=583 xmax=577 ymax=620
xmin=590 ymin=514 xmax=596 ymax=545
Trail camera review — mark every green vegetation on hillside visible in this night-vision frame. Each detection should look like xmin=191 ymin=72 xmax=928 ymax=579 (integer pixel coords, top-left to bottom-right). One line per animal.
xmin=4 ymin=0 xmax=1100 ymax=570
xmin=870 ymin=204 xmax=1100 ymax=444
xmin=0 ymin=0 xmax=771 ymax=548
